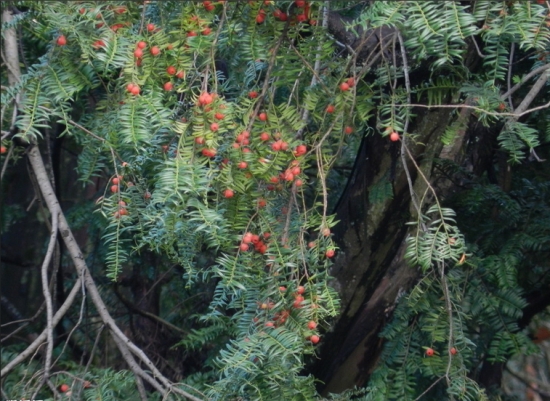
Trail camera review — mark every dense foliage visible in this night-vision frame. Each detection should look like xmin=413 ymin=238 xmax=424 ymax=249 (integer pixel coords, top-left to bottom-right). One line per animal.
xmin=1 ymin=1 xmax=549 ymax=400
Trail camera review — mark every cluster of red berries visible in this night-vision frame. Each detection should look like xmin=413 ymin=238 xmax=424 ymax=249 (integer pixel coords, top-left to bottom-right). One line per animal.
xmin=239 ymin=231 xmax=269 ymax=254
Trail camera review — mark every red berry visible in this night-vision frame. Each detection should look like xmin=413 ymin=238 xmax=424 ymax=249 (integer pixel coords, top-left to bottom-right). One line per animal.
xmin=110 ymin=185 xmax=119 ymax=193
xmin=322 ymin=228 xmax=331 ymax=237
xmin=294 ymin=144 xmax=307 ymax=156
xmin=248 ymin=91 xmax=258 ymax=99
xmin=79 ymin=8 xmax=86 ymax=14
xmin=256 ymin=14 xmax=265 ymax=24
xmin=344 ymin=126 xmax=353 ymax=134
xmin=297 ymin=14 xmax=308 ymax=22
xmin=137 ymin=41 xmax=147 ymax=49
xmin=56 ymin=35 xmax=67 ymax=46
xmin=112 ymin=177 xmax=120 ymax=185
xmin=426 ymin=348 xmax=434 ymax=357
xmin=346 ymin=77 xmax=355 ymax=87
xmin=202 ymin=27 xmax=212 ymax=35
xmin=150 ymin=46 xmax=160 ymax=56
xmin=308 ymin=321 xmax=317 ymax=330
xmin=450 ymin=347 xmax=457 ymax=355
xmin=134 ymin=48 xmax=143 ymax=58
xmin=390 ymin=132 xmax=400 ymax=142
xmin=167 ymin=66 xmax=176 ymax=75
xmin=187 ymin=31 xmax=197 ymax=37
xmin=259 ymin=112 xmax=267 ymax=121
xmin=295 ymin=0 xmax=306 ymax=7
xmin=297 ymin=286 xmax=305 ymax=294
xmin=265 ymin=321 xmax=274 ymax=327
xmin=1 ymin=146 xmax=7 ymax=154
xmin=147 ymin=23 xmax=155 ymax=32
xmin=130 ymin=85 xmax=140 ymax=96
xmin=59 ymin=384 xmax=70 ymax=393
xmin=326 ymin=249 xmax=335 ymax=258
xmin=279 ymin=286 xmax=287 ymax=292
xmin=260 ymin=132 xmax=270 ymax=141
xmin=310 ymin=335 xmax=320 ymax=344
xmin=240 ymin=243 xmax=249 ymax=251
xmin=223 ymin=189 xmax=234 ymax=198
xmin=163 ymin=82 xmax=173 ymax=91
xmin=176 ymin=70 xmax=185 ymax=79
xmin=295 ymin=179 xmax=303 ymax=187
xmin=210 ymin=122 xmax=219 ymax=131
xmin=92 ymin=40 xmax=106 ymax=49
xmin=340 ymin=82 xmax=350 ymax=91
xmin=326 ymin=104 xmax=335 ymax=113
xmin=238 ymin=161 xmax=248 ymax=169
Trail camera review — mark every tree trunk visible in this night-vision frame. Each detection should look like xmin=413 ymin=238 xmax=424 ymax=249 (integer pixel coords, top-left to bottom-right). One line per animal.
xmin=311 ymin=105 xmax=465 ymax=394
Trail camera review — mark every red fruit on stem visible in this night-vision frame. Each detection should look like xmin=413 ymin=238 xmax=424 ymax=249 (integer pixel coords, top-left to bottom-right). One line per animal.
xmin=137 ymin=41 xmax=147 ymax=49
xmin=215 ymin=112 xmax=225 ymax=120
xmin=150 ymin=46 xmax=160 ymax=56
xmin=210 ymin=123 xmax=219 ymax=131
xmin=326 ymin=104 xmax=335 ymax=113
xmin=340 ymin=82 xmax=350 ymax=91
xmin=134 ymin=48 xmax=143 ymax=58
xmin=308 ymin=321 xmax=317 ymax=330
xmin=111 ymin=185 xmax=119 ymax=193
xmin=147 ymin=23 xmax=155 ymax=32
xmin=259 ymin=112 xmax=267 ymax=121
xmin=223 ymin=189 xmax=234 ymax=198
xmin=310 ymin=335 xmax=320 ymax=344
xmin=390 ymin=132 xmax=400 ymax=142
xmin=166 ymin=66 xmax=176 ymax=75
xmin=345 ymin=126 xmax=353 ymax=134
xmin=56 ymin=35 xmax=67 ymax=46
xmin=59 ymin=384 xmax=70 ymax=393
xmin=297 ymin=286 xmax=305 ymax=294
xmin=295 ymin=0 xmax=306 ymax=7
xmin=176 ymin=70 xmax=185 ymax=79
xmin=450 ymin=347 xmax=457 ymax=355
xmin=238 ymin=161 xmax=248 ymax=169
xmin=202 ymin=27 xmax=212 ymax=35
xmin=260 ymin=132 xmax=270 ymax=141
xmin=240 ymin=243 xmax=249 ymax=251
xmin=326 ymin=249 xmax=335 ymax=258
xmin=426 ymin=348 xmax=435 ymax=357
xmin=248 ymin=91 xmax=259 ymax=99
xmin=296 ymin=14 xmax=307 ymax=22
xmin=1 ymin=146 xmax=7 ymax=154
xmin=163 ymin=82 xmax=173 ymax=91
xmin=346 ymin=77 xmax=355 ymax=87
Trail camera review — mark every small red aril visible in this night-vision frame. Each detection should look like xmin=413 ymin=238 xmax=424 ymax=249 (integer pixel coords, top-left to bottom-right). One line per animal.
xmin=308 ymin=321 xmax=317 ymax=330
xmin=326 ymin=104 xmax=335 ymax=113
xmin=176 ymin=70 xmax=185 ymax=79
xmin=166 ymin=66 xmax=176 ymax=75
xmin=238 ymin=161 xmax=248 ymax=169
xmin=1 ymin=146 xmax=7 ymax=154
xmin=326 ymin=249 xmax=335 ymax=258
xmin=56 ymin=35 xmax=67 ymax=46
xmin=240 ymin=243 xmax=249 ymax=251
xmin=111 ymin=185 xmax=119 ymax=193
xmin=344 ymin=126 xmax=353 ymax=134
xmin=426 ymin=348 xmax=435 ymax=357
xmin=450 ymin=347 xmax=457 ymax=355
xmin=59 ymin=384 xmax=70 ymax=393
xmin=296 ymin=286 xmax=305 ymax=295
xmin=134 ymin=48 xmax=143 ymax=58
xmin=137 ymin=41 xmax=147 ymax=49
xmin=248 ymin=91 xmax=259 ymax=99
xmin=163 ymin=82 xmax=173 ymax=91
xmin=147 ymin=23 xmax=155 ymax=32
xmin=310 ymin=335 xmax=320 ymax=344
xmin=150 ymin=46 xmax=160 ymax=56
xmin=210 ymin=123 xmax=219 ymax=132
xmin=260 ymin=132 xmax=270 ymax=141
xmin=340 ymin=82 xmax=350 ymax=91
xmin=295 ymin=0 xmax=306 ymax=7
xmin=223 ymin=189 xmax=234 ymax=198
xmin=259 ymin=112 xmax=267 ymax=121
xmin=112 ymin=177 xmax=120 ymax=185
xmin=390 ymin=132 xmax=400 ymax=142
xmin=202 ymin=27 xmax=212 ymax=35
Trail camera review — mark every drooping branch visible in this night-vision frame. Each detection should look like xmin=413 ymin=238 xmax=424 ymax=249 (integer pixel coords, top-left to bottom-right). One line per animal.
xmin=24 ymin=144 xmax=204 ymax=401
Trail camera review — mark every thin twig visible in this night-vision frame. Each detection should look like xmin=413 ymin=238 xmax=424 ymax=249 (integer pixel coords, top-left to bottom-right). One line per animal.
xmin=507 ymin=43 xmax=515 ymax=112
xmin=502 ymin=63 xmax=550 ymax=99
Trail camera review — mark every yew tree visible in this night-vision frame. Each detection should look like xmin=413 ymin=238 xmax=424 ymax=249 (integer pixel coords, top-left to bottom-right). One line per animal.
xmin=1 ymin=1 xmax=549 ymax=401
